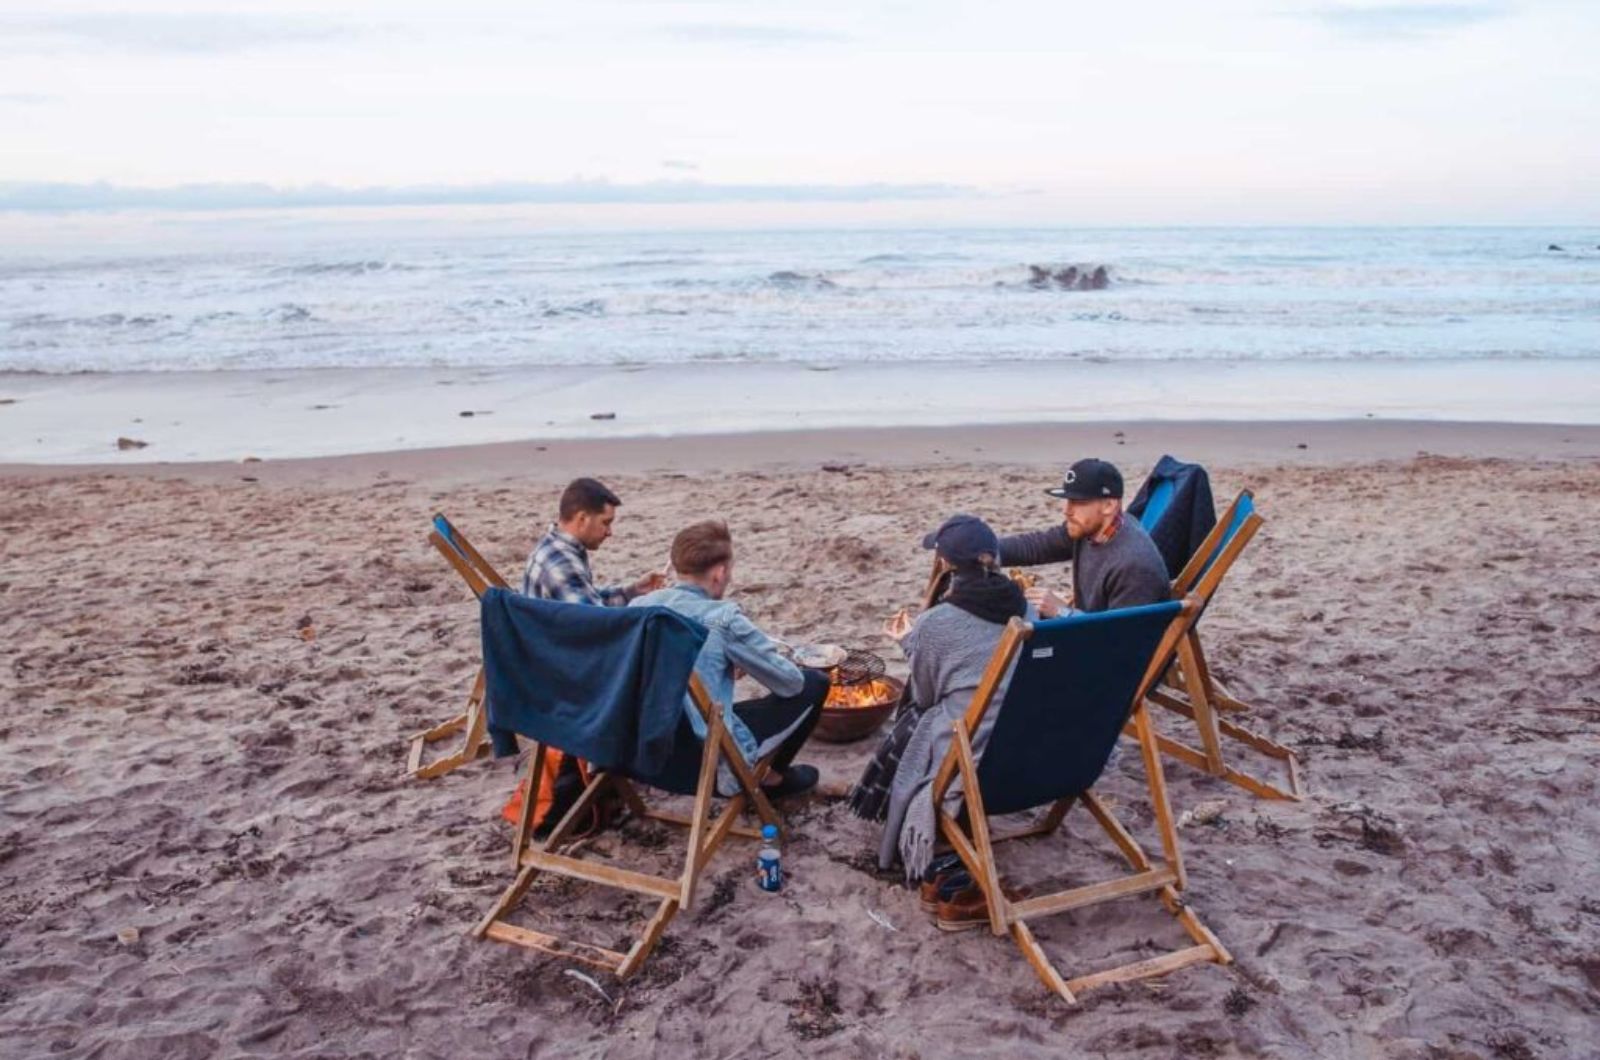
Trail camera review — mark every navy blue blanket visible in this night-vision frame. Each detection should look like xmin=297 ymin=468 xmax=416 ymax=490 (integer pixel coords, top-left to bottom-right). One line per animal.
xmin=1128 ymin=455 xmax=1217 ymax=579
xmin=479 ymin=588 xmax=709 ymax=777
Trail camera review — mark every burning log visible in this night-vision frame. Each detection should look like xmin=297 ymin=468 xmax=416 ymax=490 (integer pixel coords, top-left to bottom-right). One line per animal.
xmin=815 ymin=665 xmax=903 ymax=743
xmin=824 ymin=675 xmax=901 ymax=710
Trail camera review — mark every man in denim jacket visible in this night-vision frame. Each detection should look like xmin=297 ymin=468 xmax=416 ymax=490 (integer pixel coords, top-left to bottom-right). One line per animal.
xmin=631 ymin=520 xmax=826 ymax=798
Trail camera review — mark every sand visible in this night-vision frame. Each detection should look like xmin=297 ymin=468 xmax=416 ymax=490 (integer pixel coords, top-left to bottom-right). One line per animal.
xmin=2 ymin=424 xmax=1598 ymax=1059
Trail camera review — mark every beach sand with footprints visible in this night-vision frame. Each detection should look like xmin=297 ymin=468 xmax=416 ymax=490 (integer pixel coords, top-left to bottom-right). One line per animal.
xmin=2 ymin=423 xmax=1598 ymax=1058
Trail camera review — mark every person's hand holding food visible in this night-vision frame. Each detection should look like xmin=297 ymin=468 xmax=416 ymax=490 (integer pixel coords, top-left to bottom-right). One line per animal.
xmin=632 ymin=570 xmax=670 ymax=595
xmin=1025 ymin=586 xmax=1072 ymax=619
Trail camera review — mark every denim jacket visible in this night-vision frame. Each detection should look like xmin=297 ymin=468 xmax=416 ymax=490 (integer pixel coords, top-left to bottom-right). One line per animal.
xmin=629 ymin=584 xmax=804 ymax=766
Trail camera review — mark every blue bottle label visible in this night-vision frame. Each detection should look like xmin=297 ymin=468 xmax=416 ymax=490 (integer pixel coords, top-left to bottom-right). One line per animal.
xmin=757 ymin=852 xmax=782 ymax=892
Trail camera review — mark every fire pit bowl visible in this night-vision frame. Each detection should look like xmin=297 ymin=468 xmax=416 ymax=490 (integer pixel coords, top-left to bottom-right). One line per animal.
xmin=814 ymin=674 xmax=903 ymax=744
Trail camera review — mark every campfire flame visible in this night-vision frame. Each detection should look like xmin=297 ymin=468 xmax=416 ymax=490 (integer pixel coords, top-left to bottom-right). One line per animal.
xmin=825 ymin=675 xmax=900 ymax=710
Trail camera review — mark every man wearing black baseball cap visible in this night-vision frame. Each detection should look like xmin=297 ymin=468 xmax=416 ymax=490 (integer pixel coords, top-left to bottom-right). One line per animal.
xmin=998 ymin=458 xmax=1170 ymax=616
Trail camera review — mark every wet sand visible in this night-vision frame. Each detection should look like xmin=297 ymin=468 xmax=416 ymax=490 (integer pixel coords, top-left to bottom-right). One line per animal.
xmin=1 ymin=423 xmax=1597 ymax=1058
xmin=4 ymin=357 xmax=1599 ymax=463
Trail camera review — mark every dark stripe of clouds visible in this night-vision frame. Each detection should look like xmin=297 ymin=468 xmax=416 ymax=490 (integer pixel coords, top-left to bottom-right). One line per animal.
xmin=0 ymin=180 xmax=976 ymax=213
xmin=1309 ymin=3 xmax=1510 ymax=40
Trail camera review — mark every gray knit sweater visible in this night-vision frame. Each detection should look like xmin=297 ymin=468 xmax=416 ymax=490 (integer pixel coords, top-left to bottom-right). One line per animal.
xmin=878 ymin=602 xmax=1021 ymax=877
xmin=997 ymin=515 xmax=1171 ymax=612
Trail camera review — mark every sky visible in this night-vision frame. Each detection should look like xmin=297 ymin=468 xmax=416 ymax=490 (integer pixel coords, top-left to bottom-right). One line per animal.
xmin=0 ymin=1 xmax=1597 ymax=227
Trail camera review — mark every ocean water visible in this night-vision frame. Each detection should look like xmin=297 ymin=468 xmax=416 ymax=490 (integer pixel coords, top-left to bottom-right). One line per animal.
xmin=1 ymin=226 xmax=1597 ymax=373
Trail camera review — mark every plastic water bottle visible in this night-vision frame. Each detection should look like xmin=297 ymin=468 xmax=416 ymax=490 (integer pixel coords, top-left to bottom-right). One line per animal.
xmin=757 ymin=824 xmax=782 ymax=892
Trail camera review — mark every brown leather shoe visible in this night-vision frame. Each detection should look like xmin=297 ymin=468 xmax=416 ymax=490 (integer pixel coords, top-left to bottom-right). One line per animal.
xmin=936 ymin=883 xmax=1029 ymax=932
xmin=919 ymin=869 xmax=971 ymax=913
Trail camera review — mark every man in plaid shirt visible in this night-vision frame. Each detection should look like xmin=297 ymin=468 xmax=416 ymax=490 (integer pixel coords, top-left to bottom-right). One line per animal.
xmin=522 ymin=478 xmax=666 ymax=606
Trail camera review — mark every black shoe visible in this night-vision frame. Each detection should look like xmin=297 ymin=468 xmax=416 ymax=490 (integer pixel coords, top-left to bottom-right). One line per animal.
xmin=761 ymin=764 xmax=819 ymax=799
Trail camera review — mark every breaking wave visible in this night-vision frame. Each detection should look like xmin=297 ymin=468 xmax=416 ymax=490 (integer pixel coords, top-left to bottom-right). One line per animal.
xmin=3 ymin=226 xmax=1595 ymax=372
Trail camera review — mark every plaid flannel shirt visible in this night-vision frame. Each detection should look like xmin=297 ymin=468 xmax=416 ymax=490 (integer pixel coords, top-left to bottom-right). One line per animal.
xmin=521 ymin=524 xmax=632 ymax=607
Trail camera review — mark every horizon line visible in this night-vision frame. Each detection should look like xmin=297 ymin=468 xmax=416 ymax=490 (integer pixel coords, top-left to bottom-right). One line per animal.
xmin=0 ymin=178 xmax=979 ymax=213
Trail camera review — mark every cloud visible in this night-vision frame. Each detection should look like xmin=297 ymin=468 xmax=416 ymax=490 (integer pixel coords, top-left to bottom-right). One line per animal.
xmin=0 ymin=179 xmax=975 ymax=213
xmin=0 ymin=13 xmax=357 ymax=55
xmin=657 ymin=23 xmax=851 ymax=46
xmin=0 ymin=92 xmax=58 ymax=105
xmin=661 ymin=160 xmax=700 ymax=172
xmin=1308 ymin=4 xmax=1509 ymax=40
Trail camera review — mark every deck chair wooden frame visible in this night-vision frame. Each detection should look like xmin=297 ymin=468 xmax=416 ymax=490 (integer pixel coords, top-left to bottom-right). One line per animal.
xmin=474 ymin=674 xmax=783 ymax=978
xmin=1142 ymin=490 xmax=1303 ymax=801
xmin=406 ymin=514 xmax=508 ymax=780
xmin=931 ymin=600 xmax=1231 ymax=1003
xmin=920 ymin=554 xmax=952 ymax=610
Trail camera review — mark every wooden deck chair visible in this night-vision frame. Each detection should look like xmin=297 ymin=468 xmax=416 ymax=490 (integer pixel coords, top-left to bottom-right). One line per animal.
xmin=407 ymin=513 xmax=508 ymax=779
xmin=1128 ymin=455 xmax=1219 ymax=580
xmin=475 ymin=672 xmax=784 ymax=978
xmin=1131 ymin=474 xmax=1178 ymax=534
xmin=920 ymin=554 xmax=952 ymax=610
xmin=931 ymin=598 xmax=1231 ymax=1003
xmin=1141 ymin=490 xmax=1303 ymax=801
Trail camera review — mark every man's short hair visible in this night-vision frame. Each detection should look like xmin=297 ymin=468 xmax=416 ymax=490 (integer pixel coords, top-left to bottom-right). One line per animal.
xmin=671 ymin=520 xmax=733 ymax=577
xmin=558 ymin=477 xmax=622 ymax=521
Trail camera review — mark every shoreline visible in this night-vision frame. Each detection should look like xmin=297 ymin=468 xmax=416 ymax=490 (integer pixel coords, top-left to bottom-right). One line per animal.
xmin=4 ymin=418 xmax=1599 ymax=486
xmin=2 ymin=356 xmax=1597 ymax=464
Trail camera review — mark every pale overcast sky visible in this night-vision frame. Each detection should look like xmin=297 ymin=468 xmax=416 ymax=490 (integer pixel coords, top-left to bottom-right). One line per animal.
xmin=0 ymin=1 xmax=1596 ymax=224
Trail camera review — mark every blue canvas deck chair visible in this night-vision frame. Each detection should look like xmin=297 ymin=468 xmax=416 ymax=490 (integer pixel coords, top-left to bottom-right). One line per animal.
xmin=1141 ymin=490 xmax=1303 ymax=800
xmin=1133 ymin=473 xmax=1177 ymax=528
xmin=473 ymin=598 xmax=786 ymax=979
xmin=932 ymin=598 xmax=1231 ymax=1003
xmin=407 ymin=513 xmax=506 ymax=779
xmin=1128 ymin=454 xmax=1218 ymax=580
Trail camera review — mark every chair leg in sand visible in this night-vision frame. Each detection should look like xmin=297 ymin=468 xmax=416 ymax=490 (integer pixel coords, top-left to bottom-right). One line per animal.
xmin=933 ymin=600 xmax=1231 ymax=1003
xmin=474 ymin=676 xmax=782 ymax=978
xmin=406 ymin=667 xmax=494 ymax=780
xmin=406 ymin=514 xmax=508 ymax=780
xmin=1136 ymin=490 xmax=1303 ymax=801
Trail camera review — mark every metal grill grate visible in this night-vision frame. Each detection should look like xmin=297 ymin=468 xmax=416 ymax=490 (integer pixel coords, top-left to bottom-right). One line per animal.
xmin=830 ymin=649 xmax=886 ymax=687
